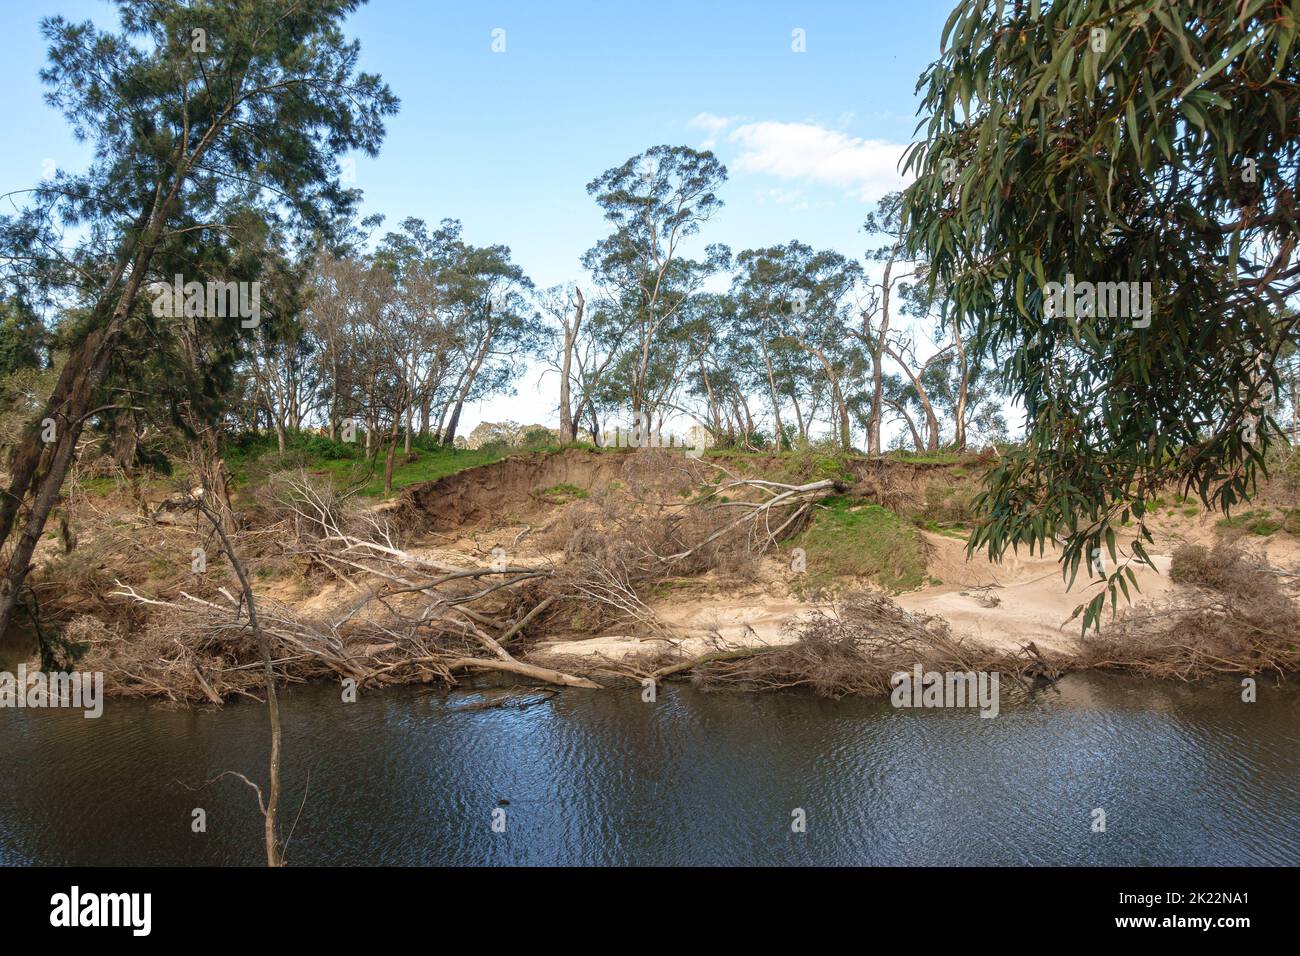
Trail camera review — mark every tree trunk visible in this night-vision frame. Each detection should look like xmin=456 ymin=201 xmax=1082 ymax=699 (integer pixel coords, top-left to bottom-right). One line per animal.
xmin=952 ymin=315 xmax=969 ymax=452
xmin=888 ymin=400 xmax=925 ymax=452
xmin=328 ymin=375 xmax=339 ymax=441
xmin=885 ymin=342 xmax=941 ymax=451
xmin=111 ymin=410 xmax=140 ymax=469
xmin=759 ymin=340 xmax=785 ymax=451
xmin=790 ymin=390 xmax=806 ymax=443
xmin=444 ymin=337 xmax=491 ymax=447
xmin=383 ymin=434 xmax=399 ymax=496
xmin=0 ymin=196 xmax=167 ymax=639
xmin=194 ymin=499 xmax=283 ymax=867
xmin=698 ymin=356 xmax=721 ymax=438
xmin=559 ymin=288 xmax=582 ymax=444
xmin=864 ymin=255 xmax=896 ymax=455
xmin=442 ymin=402 xmax=464 ymax=448
xmin=192 ymin=431 xmax=236 ymax=533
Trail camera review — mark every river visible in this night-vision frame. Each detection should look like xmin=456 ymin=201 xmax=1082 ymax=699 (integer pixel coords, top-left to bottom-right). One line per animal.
xmin=1 ymin=673 xmax=1297 ymax=865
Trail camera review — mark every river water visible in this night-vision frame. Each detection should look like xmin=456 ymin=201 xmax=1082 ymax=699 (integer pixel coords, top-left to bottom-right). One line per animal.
xmin=1 ymin=673 xmax=1296 ymax=866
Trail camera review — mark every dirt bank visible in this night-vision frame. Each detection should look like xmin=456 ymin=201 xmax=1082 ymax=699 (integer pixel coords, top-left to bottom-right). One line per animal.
xmin=394 ymin=448 xmax=630 ymax=531
xmin=28 ymin=447 xmax=1300 ymax=699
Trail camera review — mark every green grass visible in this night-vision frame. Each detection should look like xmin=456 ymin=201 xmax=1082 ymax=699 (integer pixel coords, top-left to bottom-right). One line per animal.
xmin=224 ymin=431 xmax=505 ymax=499
xmin=915 ymin=518 xmax=970 ymax=540
xmin=216 ymin=431 xmax=981 ymax=503
xmin=792 ymin=497 xmax=927 ymax=596
xmin=1216 ymin=509 xmax=1282 ymax=536
xmin=76 ymin=473 xmax=174 ymax=499
xmin=318 ymin=447 xmax=505 ymax=498
xmin=534 ymin=482 xmax=589 ymax=504
xmin=882 ymin=449 xmax=969 ymax=465
xmin=79 ymin=475 xmax=120 ymax=495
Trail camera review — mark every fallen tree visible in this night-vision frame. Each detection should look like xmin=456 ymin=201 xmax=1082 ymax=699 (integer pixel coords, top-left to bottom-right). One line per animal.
xmin=91 ymin=472 xmax=599 ymax=699
xmin=630 ymin=592 xmax=1059 ymax=698
xmin=1077 ymin=542 xmax=1300 ymax=681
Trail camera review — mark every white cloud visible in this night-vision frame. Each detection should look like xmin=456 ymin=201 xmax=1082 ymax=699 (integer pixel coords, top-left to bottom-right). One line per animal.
xmin=688 ymin=111 xmax=740 ymax=149
xmin=757 ymin=186 xmax=806 ymax=205
xmin=726 ymin=120 xmax=909 ymax=201
xmin=755 ymin=186 xmax=825 ymax=211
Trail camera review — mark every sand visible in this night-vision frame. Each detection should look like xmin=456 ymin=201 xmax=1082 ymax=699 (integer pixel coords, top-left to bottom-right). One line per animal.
xmin=529 ymin=515 xmax=1300 ymax=667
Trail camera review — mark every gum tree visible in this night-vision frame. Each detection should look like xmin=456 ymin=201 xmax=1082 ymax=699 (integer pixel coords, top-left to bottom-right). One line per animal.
xmin=902 ymin=0 xmax=1300 ymax=629
xmin=741 ymin=242 xmax=863 ymax=451
xmin=583 ymin=145 xmax=730 ymax=420
xmin=731 ymin=245 xmax=810 ymax=450
xmin=437 ymin=234 xmax=547 ymax=447
xmin=0 ymin=0 xmax=396 ymax=640
xmin=857 ymin=192 xmax=918 ymax=455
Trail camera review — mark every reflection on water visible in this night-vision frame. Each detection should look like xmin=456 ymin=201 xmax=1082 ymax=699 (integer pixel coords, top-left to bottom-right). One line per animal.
xmin=1 ymin=673 xmax=1297 ymax=865
xmin=0 ymin=628 xmax=35 ymax=673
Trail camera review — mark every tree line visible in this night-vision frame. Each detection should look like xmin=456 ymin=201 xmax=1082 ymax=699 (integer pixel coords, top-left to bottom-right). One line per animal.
xmin=218 ymin=143 xmax=1010 ymax=489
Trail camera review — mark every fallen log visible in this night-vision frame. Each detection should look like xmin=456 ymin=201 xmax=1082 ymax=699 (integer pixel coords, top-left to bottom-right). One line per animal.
xmin=447 ymin=656 xmax=600 ymax=689
xmin=651 ymin=646 xmax=774 ymax=681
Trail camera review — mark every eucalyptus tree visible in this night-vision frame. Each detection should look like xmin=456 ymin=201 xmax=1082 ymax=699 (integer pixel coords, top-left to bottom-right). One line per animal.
xmin=733 ymin=242 xmax=863 ymax=449
xmin=0 ymin=0 xmax=396 ymax=642
xmin=901 ymin=0 xmax=1300 ymax=628
xmin=861 ymin=370 xmax=929 ymax=451
xmin=539 ymin=284 xmax=587 ymax=443
xmin=305 ymin=255 xmax=362 ymax=440
xmin=438 ymin=233 xmax=548 ymax=446
xmin=679 ymin=292 xmax=737 ymax=444
xmin=583 ymin=145 xmax=730 ymax=419
xmin=565 ymin=293 xmax=634 ymax=442
xmin=243 ymin=242 xmax=316 ymax=454
xmin=375 ymin=218 xmax=463 ymax=452
xmin=855 ymin=192 xmax=919 ymax=455
xmin=773 ymin=243 xmax=864 ymax=451
xmin=731 ymin=246 xmax=804 ymax=449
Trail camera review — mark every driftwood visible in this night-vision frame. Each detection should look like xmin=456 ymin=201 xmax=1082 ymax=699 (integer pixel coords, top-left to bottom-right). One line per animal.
xmin=651 ymin=647 xmax=773 ymax=681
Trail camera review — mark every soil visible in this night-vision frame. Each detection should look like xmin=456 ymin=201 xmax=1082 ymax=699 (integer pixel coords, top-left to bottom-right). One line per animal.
xmin=383 ymin=450 xmax=1300 ymax=669
xmin=394 ymin=449 xmax=629 ymax=531
xmin=18 ymin=448 xmax=1300 ymax=692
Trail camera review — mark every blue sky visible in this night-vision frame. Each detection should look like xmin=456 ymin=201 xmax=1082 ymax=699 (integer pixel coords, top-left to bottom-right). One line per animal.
xmin=0 ymin=0 xmax=963 ymax=431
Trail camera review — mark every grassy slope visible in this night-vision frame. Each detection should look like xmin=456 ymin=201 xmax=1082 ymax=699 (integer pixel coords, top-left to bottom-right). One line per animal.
xmin=224 ymin=432 xmax=506 ymax=499
xmin=219 ymin=435 xmax=975 ymax=502
xmin=791 ymin=497 xmax=929 ymax=596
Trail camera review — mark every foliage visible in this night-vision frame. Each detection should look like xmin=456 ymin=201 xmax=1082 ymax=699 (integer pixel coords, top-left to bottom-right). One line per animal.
xmin=902 ymin=0 xmax=1300 ymax=630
